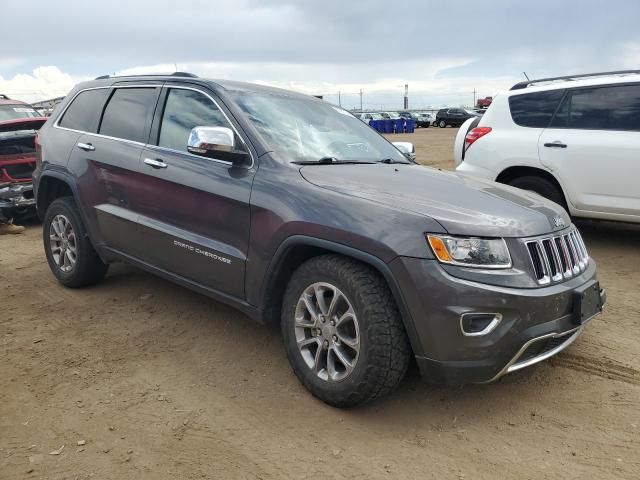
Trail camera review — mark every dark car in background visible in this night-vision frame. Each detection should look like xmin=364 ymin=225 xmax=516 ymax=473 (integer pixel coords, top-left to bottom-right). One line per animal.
xmin=34 ymin=74 xmax=604 ymax=407
xmin=435 ymin=107 xmax=475 ymax=128
xmin=0 ymin=97 xmax=47 ymax=217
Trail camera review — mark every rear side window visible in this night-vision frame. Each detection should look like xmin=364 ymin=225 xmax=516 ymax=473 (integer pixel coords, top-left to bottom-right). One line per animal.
xmin=550 ymin=84 xmax=640 ymax=131
xmin=58 ymin=89 xmax=109 ymax=133
xmin=157 ymin=88 xmax=229 ymax=152
xmin=509 ymin=90 xmax=564 ymax=128
xmin=99 ymin=88 xmax=158 ymax=143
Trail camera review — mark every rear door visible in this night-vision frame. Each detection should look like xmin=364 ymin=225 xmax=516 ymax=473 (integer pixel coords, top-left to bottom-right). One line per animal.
xmin=66 ymin=84 xmax=161 ymax=256
xmin=539 ymin=83 xmax=640 ymax=217
xmin=135 ymin=84 xmax=256 ymax=299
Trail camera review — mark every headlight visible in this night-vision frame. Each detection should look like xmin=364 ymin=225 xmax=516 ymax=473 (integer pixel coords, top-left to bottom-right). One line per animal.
xmin=426 ymin=234 xmax=511 ymax=269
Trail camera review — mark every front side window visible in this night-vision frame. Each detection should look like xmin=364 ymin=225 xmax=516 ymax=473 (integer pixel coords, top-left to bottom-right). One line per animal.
xmin=551 ymin=84 xmax=640 ymax=131
xmin=58 ymin=89 xmax=109 ymax=132
xmin=158 ymin=88 xmax=229 ymax=152
xmin=231 ymin=91 xmax=408 ymax=164
xmin=509 ymin=89 xmax=565 ymax=128
xmin=99 ymin=88 xmax=158 ymax=143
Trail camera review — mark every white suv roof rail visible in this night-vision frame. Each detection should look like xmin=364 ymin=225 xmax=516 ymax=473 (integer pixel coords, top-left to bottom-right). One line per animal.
xmin=510 ymin=70 xmax=640 ymax=91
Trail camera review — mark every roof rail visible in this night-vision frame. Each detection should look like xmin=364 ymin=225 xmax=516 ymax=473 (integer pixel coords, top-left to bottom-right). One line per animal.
xmin=510 ymin=70 xmax=640 ymax=90
xmin=94 ymin=72 xmax=199 ymax=80
xmin=0 ymin=94 xmax=10 ymax=99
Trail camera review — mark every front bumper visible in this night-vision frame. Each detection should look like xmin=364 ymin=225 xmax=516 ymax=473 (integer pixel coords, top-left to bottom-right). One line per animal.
xmin=390 ymin=256 xmax=605 ymax=385
xmin=0 ymin=182 xmax=36 ymax=210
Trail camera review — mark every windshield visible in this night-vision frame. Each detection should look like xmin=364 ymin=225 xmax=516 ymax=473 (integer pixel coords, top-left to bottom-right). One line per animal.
xmin=0 ymin=104 xmax=41 ymax=121
xmin=232 ymin=92 xmax=409 ymax=163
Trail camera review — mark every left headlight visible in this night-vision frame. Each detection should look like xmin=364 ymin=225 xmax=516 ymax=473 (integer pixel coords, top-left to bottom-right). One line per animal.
xmin=426 ymin=234 xmax=512 ymax=269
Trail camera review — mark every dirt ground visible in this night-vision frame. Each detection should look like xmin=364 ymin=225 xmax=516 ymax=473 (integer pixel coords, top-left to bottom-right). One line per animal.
xmin=1 ymin=127 xmax=639 ymax=480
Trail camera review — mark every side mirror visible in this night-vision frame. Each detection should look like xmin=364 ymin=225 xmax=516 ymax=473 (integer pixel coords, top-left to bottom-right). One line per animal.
xmin=392 ymin=141 xmax=416 ymax=162
xmin=187 ymin=126 xmax=249 ymax=165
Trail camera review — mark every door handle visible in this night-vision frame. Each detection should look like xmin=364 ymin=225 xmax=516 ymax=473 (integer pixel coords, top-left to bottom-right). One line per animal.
xmin=544 ymin=142 xmax=567 ymax=149
xmin=143 ymin=158 xmax=168 ymax=169
xmin=77 ymin=142 xmax=95 ymax=152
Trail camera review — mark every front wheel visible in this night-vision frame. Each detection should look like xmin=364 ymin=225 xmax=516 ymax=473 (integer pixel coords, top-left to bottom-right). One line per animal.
xmin=43 ymin=196 xmax=108 ymax=288
xmin=281 ymin=255 xmax=411 ymax=407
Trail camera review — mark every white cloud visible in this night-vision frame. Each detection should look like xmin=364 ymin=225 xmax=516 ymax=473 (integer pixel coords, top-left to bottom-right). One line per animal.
xmin=0 ymin=66 xmax=79 ymax=103
xmin=118 ymin=58 xmax=513 ymax=108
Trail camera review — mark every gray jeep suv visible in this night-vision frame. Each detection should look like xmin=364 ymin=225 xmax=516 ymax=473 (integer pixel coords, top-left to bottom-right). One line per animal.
xmin=33 ymin=73 xmax=605 ymax=407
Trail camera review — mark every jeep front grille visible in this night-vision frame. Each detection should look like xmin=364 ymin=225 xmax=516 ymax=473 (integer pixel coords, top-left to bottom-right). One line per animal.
xmin=526 ymin=229 xmax=589 ymax=285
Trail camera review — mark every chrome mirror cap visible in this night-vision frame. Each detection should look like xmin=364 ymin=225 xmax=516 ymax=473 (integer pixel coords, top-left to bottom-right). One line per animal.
xmin=187 ymin=126 xmax=235 ymax=155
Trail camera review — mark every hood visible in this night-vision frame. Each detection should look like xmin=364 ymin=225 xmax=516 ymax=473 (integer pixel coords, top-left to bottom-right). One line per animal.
xmin=299 ymin=163 xmax=570 ymax=238
xmin=0 ymin=117 xmax=47 ymax=134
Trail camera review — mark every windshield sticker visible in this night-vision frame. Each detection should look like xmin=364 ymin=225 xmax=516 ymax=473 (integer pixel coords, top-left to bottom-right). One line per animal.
xmin=13 ymin=107 xmax=36 ymax=113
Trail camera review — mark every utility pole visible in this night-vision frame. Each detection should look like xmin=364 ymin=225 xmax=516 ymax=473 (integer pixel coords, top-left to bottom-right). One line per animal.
xmin=359 ymin=89 xmax=363 ymax=111
xmin=404 ymin=84 xmax=408 ymax=109
xmin=338 ymin=91 xmax=342 ymax=107
xmin=473 ymin=88 xmax=476 ymax=107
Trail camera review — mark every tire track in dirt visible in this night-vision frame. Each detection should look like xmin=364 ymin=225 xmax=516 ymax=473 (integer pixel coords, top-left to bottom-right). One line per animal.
xmin=553 ymin=353 xmax=640 ymax=386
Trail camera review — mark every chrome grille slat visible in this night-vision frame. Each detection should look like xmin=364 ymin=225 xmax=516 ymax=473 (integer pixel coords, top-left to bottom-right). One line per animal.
xmin=526 ymin=228 xmax=589 ymax=285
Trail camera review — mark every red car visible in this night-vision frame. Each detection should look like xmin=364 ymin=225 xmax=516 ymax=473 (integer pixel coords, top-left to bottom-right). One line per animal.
xmin=0 ymin=95 xmax=47 ymax=216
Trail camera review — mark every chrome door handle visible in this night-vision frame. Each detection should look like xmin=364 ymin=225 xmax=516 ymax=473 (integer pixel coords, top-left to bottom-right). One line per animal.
xmin=77 ymin=142 xmax=95 ymax=151
xmin=143 ymin=158 xmax=168 ymax=169
xmin=544 ymin=141 xmax=567 ymax=149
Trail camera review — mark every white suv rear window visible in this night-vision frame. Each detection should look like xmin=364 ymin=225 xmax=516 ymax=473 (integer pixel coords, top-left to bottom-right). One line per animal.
xmin=508 ymin=90 xmax=565 ymax=128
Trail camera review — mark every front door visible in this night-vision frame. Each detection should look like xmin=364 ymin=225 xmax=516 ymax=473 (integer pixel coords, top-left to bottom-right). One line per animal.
xmin=135 ymin=85 xmax=255 ymax=299
xmin=539 ymin=83 xmax=640 ymax=218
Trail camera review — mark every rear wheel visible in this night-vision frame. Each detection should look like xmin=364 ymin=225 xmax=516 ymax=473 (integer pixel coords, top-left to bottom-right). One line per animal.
xmin=43 ymin=197 xmax=108 ymax=288
xmin=439 ymin=120 xmax=447 ymax=128
xmin=281 ymin=255 xmax=411 ymax=407
xmin=507 ymin=175 xmax=567 ymax=210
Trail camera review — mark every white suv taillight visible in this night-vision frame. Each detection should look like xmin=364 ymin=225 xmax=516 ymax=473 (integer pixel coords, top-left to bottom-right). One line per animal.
xmin=464 ymin=127 xmax=492 ymax=151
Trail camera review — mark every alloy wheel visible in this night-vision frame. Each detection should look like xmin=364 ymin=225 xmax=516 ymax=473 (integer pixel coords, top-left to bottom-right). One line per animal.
xmin=49 ymin=214 xmax=77 ymax=273
xmin=294 ymin=282 xmax=360 ymax=382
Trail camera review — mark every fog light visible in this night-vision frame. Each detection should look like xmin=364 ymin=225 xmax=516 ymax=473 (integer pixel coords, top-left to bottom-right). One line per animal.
xmin=460 ymin=313 xmax=502 ymax=336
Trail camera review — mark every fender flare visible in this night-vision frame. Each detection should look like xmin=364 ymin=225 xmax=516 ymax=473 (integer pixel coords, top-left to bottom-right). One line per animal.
xmin=36 ymin=168 xmax=106 ymax=261
xmin=260 ymin=235 xmax=422 ymax=355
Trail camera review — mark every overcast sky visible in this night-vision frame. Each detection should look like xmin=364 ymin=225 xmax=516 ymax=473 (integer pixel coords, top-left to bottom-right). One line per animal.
xmin=2 ymin=0 xmax=640 ymax=109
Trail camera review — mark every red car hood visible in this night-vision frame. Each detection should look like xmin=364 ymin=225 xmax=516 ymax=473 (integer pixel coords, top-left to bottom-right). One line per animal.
xmin=0 ymin=117 xmax=47 ymax=133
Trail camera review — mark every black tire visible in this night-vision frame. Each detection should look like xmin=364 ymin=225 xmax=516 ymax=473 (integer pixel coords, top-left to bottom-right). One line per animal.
xmin=439 ymin=120 xmax=447 ymax=128
xmin=507 ymin=176 xmax=567 ymax=210
xmin=281 ymin=254 xmax=411 ymax=407
xmin=43 ymin=196 xmax=108 ymax=288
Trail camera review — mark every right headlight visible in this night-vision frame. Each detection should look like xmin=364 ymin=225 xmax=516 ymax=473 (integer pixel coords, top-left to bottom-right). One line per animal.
xmin=426 ymin=234 xmax=512 ymax=269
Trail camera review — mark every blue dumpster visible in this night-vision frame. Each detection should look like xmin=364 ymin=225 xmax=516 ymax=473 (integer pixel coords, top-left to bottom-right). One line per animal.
xmin=369 ymin=119 xmax=376 ymax=129
xmin=371 ymin=119 xmax=382 ymax=132
xmin=406 ymin=118 xmax=415 ymax=133
xmin=394 ymin=118 xmax=404 ymax=133
xmin=383 ymin=119 xmax=393 ymax=133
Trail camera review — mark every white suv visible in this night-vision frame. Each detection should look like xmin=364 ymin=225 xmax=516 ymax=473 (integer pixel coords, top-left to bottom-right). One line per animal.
xmin=454 ymin=71 xmax=640 ymax=223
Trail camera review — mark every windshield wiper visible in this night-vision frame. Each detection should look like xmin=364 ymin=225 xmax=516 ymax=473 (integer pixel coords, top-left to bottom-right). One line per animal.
xmin=293 ymin=157 xmax=375 ymax=165
xmin=377 ymin=158 xmax=408 ymax=164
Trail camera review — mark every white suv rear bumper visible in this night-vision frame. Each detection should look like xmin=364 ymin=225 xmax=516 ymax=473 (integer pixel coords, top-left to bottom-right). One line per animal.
xmin=455 ymin=161 xmax=496 ymax=181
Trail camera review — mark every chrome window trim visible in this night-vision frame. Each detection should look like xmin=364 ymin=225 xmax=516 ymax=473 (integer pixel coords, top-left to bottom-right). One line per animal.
xmin=156 ymin=85 xmax=255 ymax=169
xmin=52 ymin=84 xmax=255 ymax=169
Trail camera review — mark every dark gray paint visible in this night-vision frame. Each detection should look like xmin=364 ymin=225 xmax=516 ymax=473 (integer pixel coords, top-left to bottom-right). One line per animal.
xmin=33 ymin=75 xmax=602 ymax=385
